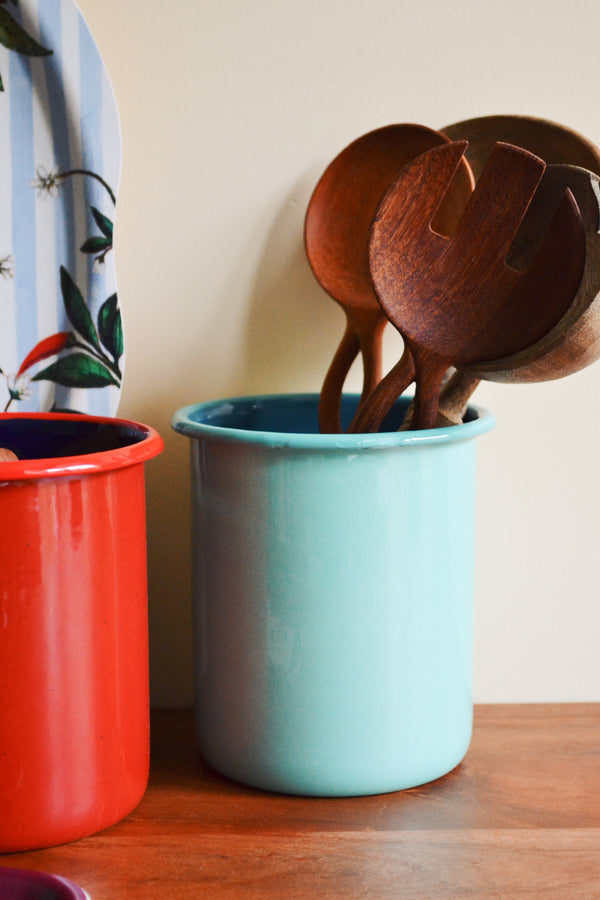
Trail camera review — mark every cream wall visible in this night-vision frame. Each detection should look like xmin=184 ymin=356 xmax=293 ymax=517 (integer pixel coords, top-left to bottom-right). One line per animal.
xmin=76 ymin=0 xmax=600 ymax=706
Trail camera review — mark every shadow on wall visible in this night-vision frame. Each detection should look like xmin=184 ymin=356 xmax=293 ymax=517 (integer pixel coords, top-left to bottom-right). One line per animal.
xmin=122 ymin=392 xmax=194 ymax=709
xmin=236 ymin=172 xmax=352 ymax=397
xmin=145 ymin=432 xmax=194 ymax=708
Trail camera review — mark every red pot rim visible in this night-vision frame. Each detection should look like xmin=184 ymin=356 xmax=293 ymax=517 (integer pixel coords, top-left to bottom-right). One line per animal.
xmin=0 ymin=412 xmax=163 ymax=480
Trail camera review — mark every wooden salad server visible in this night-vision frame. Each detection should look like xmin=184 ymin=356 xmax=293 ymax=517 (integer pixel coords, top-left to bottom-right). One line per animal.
xmin=401 ymin=164 xmax=600 ymax=427
xmin=351 ymin=140 xmax=586 ymax=431
xmin=412 ymin=114 xmax=600 ymax=426
xmin=359 ymin=115 xmax=600 ymax=429
xmin=304 ymin=124 xmax=473 ymax=433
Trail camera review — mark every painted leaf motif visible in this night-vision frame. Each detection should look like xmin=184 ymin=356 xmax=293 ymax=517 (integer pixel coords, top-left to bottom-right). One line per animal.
xmin=98 ymin=294 xmax=123 ymax=364
xmin=91 ymin=207 xmax=113 ymax=239
xmin=80 ymin=236 xmax=112 ymax=255
xmin=31 ymin=353 xmax=119 ymax=388
xmin=0 ymin=7 xmax=52 ymax=56
xmin=60 ymin=266 xmax=101 ymax=351
xmin=17 ymin=331 xmax=70 ymax=375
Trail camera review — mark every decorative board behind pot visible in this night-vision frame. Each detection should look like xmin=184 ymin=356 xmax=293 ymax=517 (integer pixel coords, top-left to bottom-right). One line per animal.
xmin=0 ymin=0 xmax=122 ymax=415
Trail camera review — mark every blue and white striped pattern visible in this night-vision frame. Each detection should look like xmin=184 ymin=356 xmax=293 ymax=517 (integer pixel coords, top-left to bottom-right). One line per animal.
xmin=0 ymin=0 xmax=122 ymax=414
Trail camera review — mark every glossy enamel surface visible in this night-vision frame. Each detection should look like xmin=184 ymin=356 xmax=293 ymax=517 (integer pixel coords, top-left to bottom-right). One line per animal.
xmin=0 ymin=414 xmax=162 ymax=852
xmin=173 ymin=394 xmax=494 ymax=796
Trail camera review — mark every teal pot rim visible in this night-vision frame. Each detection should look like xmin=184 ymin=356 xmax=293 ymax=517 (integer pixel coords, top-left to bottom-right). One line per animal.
xmin=171 ymin=393 xmax=495 ymax=449
xmin=0 ymin=412 xmax=163 ymax=481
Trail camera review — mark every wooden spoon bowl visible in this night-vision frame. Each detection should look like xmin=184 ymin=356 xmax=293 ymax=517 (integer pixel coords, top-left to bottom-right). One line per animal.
xmin=442 ymin=114 xmax=600 ymax=179
xmin=304 ymin=123 xmax=474 ymax=432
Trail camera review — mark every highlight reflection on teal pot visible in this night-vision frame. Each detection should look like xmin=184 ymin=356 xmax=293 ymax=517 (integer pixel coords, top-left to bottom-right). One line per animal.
xmin=172 ymin=394 xmax=494 ymax=796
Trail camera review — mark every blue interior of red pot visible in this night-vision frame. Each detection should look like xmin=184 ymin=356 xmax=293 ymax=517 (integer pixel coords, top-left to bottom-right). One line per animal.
xmin=0 ymin=417 xmax=147 ymax=459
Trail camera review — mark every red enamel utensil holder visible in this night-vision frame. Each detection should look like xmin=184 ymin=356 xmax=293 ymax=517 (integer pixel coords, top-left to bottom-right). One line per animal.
xmin=0 ymin=413 xmax=163 ymax=852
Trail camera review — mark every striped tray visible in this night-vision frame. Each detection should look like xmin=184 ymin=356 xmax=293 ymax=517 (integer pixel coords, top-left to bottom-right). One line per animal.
xmin=0 ymin=0 xmax=122 ymax=415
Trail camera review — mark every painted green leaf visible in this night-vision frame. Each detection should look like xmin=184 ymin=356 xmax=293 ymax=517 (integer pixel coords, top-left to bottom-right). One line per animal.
xmin=31 ymin=353 xmax=120 ymax=388
xmin=80 ymin=236 xmax=112 ymax=255
xmin=91 ymin=207 xmax=113 ymax=239
xmin=98 ymin=293 xmax=123 ymax=364
xmin=60 ymin=266 xmax=101 ymax=352
xmin=0 ymin=7 xmax=53 ymax=56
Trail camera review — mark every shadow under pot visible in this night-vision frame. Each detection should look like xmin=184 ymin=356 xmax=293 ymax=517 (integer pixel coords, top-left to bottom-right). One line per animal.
xmin=0 ymin=412 xmax=163 ymax=852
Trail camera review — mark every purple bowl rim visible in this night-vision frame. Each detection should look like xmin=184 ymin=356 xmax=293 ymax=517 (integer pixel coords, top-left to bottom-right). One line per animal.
xmin=0 ymin=865 xmax=90 ymax=899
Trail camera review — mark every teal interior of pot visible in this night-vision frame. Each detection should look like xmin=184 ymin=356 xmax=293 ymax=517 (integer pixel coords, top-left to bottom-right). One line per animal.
xmin=185 ymin=393 xmax=481 ymax=434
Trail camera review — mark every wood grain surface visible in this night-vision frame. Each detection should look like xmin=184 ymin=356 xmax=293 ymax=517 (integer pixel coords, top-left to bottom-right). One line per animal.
xmin=2 ymin=705 xmax=600 ymax=898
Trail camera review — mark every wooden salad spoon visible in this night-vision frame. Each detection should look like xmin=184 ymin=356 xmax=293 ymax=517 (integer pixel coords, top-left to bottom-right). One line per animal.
xmin=351 ymin=140 xmax=586 ymax=431
xmin=0 ymin=448 xmax=18 ymax=461
xmin=304 ymin=123 xmax=474 ymax=433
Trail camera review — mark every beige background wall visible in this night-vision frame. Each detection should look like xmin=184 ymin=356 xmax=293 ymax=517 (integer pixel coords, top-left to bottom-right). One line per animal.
xmin=76 ymin=0 xmax=600 ymax=706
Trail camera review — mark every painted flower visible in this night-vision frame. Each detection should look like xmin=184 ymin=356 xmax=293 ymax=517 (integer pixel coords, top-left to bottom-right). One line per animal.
xmin=6 ymin=371 xmax=31 ymax=404
xmin=0 ymin=254 xmax=14 ymax=279
xmin=31 ymin=165 xmax=64 ymax=199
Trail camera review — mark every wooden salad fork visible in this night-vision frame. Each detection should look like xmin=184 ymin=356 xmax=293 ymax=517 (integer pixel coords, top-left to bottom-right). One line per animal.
xmin=351 ymin=140 xmax=586 ymax=431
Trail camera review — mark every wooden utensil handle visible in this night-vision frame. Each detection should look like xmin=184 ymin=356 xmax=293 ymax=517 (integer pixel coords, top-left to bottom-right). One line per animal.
xmin=357 ymin=315 xmax=387 ymax=403
xmin=346 ymin=314 xmax=387 ymax=430
xmin=318 ymin=320 xmax=361 ymax=433
xmin=400 ymin=370 xmax=480 ymax=429
xmin=410 ymin=346 xmax=450 ymax=430
xmin=348 ymin=349 xmax=415 ymax=433
xmin=438 ymin=371 xmax=480 ymax=421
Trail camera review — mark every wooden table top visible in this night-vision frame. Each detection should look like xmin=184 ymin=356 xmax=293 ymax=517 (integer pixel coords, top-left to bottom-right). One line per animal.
xmin=2 ymin=705 xmax=600 ymax=898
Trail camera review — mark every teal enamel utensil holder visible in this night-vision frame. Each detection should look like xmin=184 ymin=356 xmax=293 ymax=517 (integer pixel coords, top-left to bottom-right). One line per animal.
xmin=172 ymin=393 xmax=494 ymax=796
